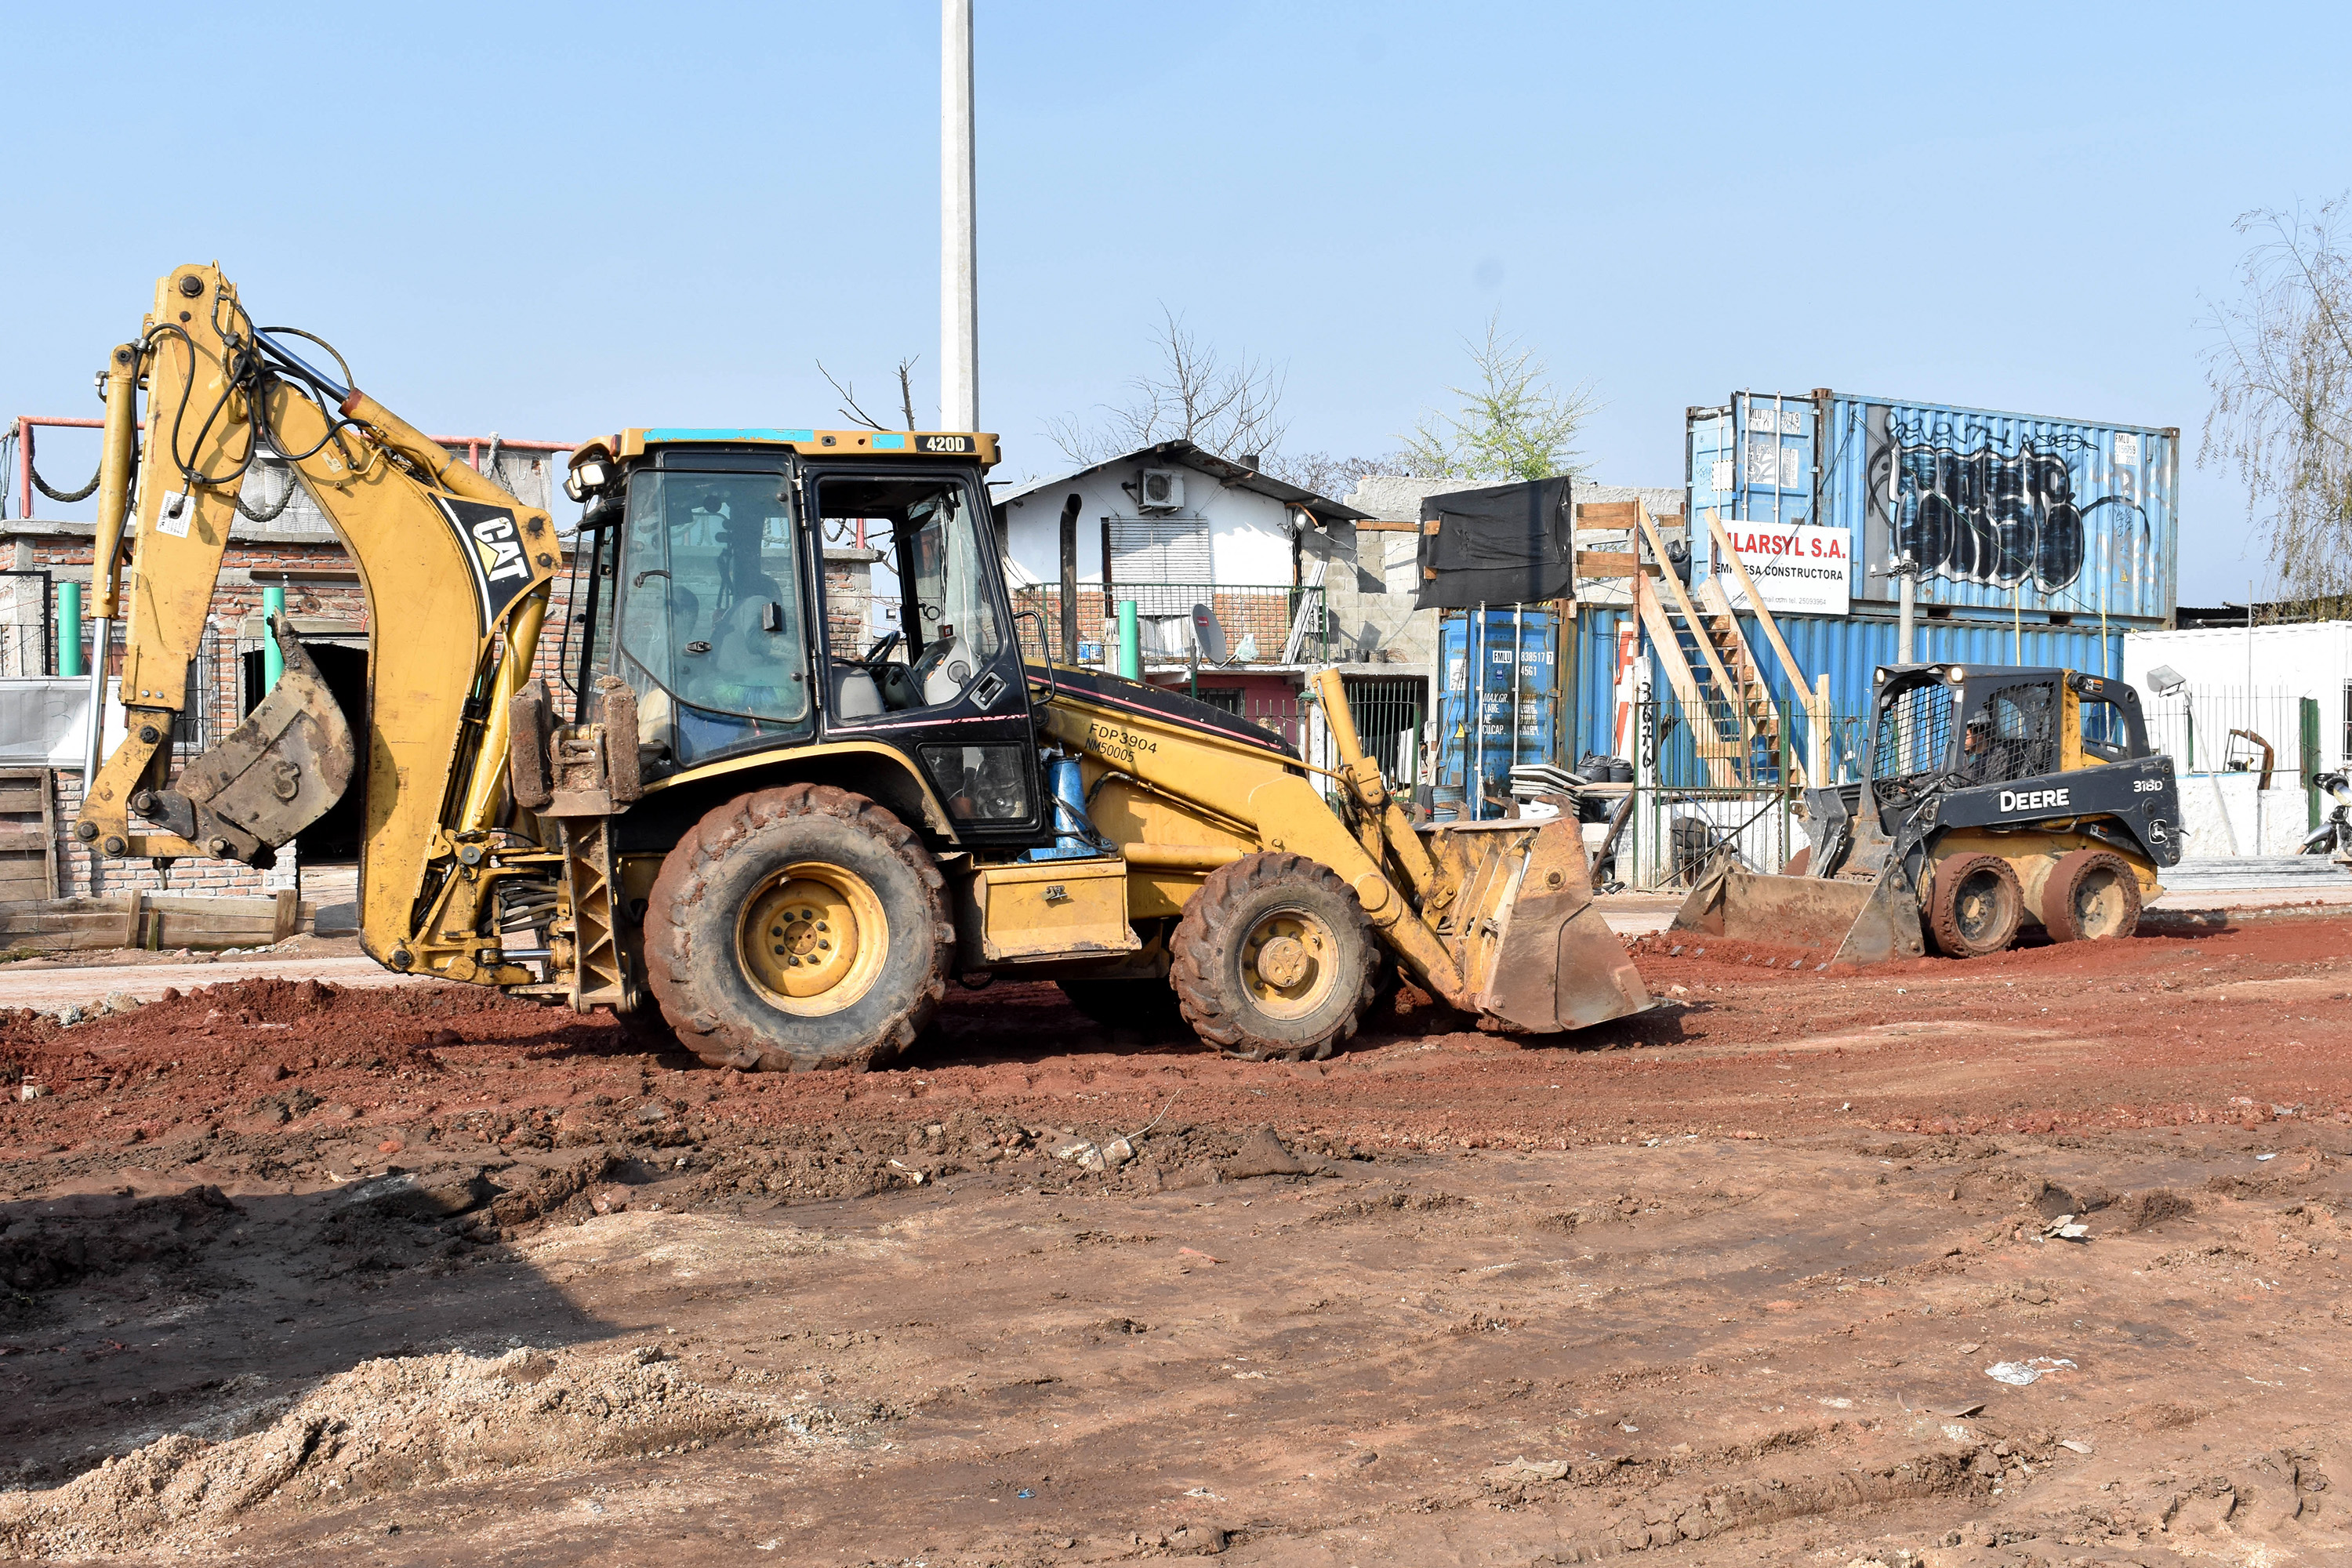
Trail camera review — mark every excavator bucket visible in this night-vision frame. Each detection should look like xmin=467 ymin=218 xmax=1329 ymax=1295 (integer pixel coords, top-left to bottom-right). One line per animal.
xmin=1450 ymin=817 xmax=1653 ymax=1031
xmin=1669 ymin=851 xmax=1926 ymax=967
xmin=151 ymin=615 xmax=356 ymax=861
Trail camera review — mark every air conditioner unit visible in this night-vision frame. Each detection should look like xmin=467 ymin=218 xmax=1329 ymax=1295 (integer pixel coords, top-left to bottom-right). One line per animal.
xmin=1138 ymin=469 xmax=1184 ymax=511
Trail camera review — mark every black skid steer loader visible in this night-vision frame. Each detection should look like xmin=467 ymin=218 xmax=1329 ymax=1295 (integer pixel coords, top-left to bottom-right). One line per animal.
xmin=1672 ymin=663 xmax=2183 ymax=964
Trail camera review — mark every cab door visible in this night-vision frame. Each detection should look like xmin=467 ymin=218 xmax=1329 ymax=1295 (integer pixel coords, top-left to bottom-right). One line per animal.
xmin=803 ymin=461 xmax=1044 ymax=845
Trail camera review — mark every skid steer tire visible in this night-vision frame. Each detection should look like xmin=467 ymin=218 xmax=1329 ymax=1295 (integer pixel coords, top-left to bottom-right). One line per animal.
xmin=644 ymin=783 xmax=950 ymax=1073
xmin=1171 ymin=852 xmax=1377 ymax=1062
xmin=2041 ymin=849 xmax=2142 ymax=942
xmin=1058 ymin=978 xmax=1187 ymax=1036
xmin=1926 ymin=853 xmax=2024 ymax=958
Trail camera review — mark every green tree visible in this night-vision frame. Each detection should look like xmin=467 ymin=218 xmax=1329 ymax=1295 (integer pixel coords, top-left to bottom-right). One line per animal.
xmin=1401 ymin=315 xmax=1596 ymax=483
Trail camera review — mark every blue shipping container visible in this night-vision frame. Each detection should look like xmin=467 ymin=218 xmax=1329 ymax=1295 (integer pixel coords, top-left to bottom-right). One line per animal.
xmin=1687 ymin=390 xmax=2177 ymax=627
xmin=1435 ymin=608 xmax=1559 ymax=822
xmin=1567 ymin=606 xmax=2124 ymax=776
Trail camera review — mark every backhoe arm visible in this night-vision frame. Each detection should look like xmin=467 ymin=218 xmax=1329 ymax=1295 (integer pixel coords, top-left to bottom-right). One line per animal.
xmin=74 ymin=263 xmax=560 ymax=968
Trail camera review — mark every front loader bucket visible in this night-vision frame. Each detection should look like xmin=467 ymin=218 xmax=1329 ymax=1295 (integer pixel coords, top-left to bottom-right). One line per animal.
xmin=156 ymin=615 xmax=355 ymax=860
xmin=1457 ymin=818 xmax=1653 ymax=1032
xmin=1670 ymin=851 xmax=1926 ymax=967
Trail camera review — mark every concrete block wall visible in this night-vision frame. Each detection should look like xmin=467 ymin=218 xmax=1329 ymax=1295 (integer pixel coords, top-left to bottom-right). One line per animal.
xmin=2176 ymin=770 xmax=2318 ymax=858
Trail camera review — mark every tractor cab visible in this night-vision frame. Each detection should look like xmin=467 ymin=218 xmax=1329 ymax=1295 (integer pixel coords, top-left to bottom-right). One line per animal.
xmin=561 ymin=429 xmax=1047 ymax=846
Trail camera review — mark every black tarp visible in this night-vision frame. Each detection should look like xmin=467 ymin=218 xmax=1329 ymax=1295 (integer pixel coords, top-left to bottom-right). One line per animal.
xmin=1412 ymin=476 xmax=1573 ymax=609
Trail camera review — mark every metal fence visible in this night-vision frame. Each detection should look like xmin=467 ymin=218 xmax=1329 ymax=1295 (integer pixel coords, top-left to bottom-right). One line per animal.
xmin=2141 ymin=686 xmax=2325 ymax=779
xmin=1344 ymin=676 xmax=1424 ymax=785
xmin=1013 ymin=583 xmax=1327 ymax=666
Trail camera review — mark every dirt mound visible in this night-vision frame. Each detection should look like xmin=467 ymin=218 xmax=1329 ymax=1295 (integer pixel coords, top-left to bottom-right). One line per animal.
xmin=0 ymin=1342 xmax=798 ymax=1557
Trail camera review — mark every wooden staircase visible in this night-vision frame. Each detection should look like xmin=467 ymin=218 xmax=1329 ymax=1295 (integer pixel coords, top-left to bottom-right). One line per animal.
xmin=1615 ymin=503 xmax=1826 ymax=789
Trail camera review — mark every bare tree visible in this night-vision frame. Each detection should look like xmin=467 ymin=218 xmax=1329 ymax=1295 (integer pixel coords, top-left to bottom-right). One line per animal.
xmin=1045 ymin=307 xmax=1290 ymax=466
xmin=2204 ymin=199 xmax=2352 ymax=603
xmin=1262 ymin=450 xmax=1405 ymax=499
xmin=818 ymin=356 xmax=922 ymax=432
xmin=1400 ymin=314 xmax=1596 ymax=483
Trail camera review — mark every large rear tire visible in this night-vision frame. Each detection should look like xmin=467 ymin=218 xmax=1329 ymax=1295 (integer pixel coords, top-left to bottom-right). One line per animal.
xmin=1926 ymin=854 xmax=2024 ymax=958
xmin=644 ymin=784 xmax=950 ymax=1072
xmin=1171 ymin=852 xmax=1377 ymax=1062
xmin=2041 ymin=849 xmax=2142 ymax=942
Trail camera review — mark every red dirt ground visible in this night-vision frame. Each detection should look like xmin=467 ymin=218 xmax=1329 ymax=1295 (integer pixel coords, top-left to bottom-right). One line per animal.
xmin=2 ymin=912 xmax=2348 ymax=1566
xmin=6 ymin=913 xmax=2345 ymax=1167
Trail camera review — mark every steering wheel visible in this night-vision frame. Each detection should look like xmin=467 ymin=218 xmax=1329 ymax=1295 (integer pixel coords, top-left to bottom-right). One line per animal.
xmin=856 ymin=629 xmax=902 ymax=670
xmin=908 ymin=631 xmax=962 ymax=691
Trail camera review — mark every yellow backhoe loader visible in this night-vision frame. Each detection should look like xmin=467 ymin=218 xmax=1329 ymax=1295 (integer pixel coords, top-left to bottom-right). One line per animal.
xmin=73 ymin=264 xmax=1650 ymax=1068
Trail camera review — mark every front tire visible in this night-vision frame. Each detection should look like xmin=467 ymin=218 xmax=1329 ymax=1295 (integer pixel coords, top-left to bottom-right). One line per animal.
xmin=644 ymin=784 xmax=951 ymax=1071
xmin=1171 ymin=852 xmax=1377 ymax=1062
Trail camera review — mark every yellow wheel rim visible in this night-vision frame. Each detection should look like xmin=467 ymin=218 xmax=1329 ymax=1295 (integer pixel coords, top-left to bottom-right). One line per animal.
xmin=739 ymin=862 xmax=889 ymax=1018
xmin=1240 ymin=907 xmax=1340 ymax=1020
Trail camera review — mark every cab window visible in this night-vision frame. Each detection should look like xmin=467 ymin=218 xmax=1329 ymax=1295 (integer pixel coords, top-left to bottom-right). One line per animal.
xmin=815 ymin=475 xmax=1008 ymax=721
xmin=615 ymin=470 xmax=810 ymax=766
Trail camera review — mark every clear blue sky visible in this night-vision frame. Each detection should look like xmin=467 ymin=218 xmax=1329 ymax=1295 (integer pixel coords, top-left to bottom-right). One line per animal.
xmin=7 ymin=1 xmax=2347 ymax=592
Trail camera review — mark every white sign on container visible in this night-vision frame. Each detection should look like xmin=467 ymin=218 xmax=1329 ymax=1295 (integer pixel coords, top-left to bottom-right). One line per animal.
xmin=1714 ymin=521 xmax=1852 ymax=616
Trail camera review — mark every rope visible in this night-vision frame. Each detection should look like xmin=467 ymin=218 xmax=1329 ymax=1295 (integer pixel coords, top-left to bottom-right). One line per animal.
xmin=31 ymin=453 xmax=100 ymax=504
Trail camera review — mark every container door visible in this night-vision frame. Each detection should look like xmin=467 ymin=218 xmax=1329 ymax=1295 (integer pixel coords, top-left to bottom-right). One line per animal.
xmin=1693 ymin=392 xmax=1819 ymax=576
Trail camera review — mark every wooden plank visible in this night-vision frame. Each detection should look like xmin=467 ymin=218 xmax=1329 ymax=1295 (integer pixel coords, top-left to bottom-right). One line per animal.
xmin=1577 ymin=503 xmax=1685 ymax=533
xmin=145 ymin=894 xmax=288 ymax=917
xmin=157 ymin=913 xmax=278 ymax=946
xmin=273 ymin=888 xmax=299 ymax=942
xmin=0 ymin=826 xmax=48 ymax=851
xmin=125 ymin=887 xmax=146 ymax=950
xmin=0 ymin=786 xmax=46 ymax=812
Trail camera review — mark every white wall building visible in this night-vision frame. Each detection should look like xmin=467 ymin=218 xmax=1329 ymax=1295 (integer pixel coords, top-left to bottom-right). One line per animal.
xmin=2122 ymin=619 xmax=2352 ymax=856
xmin=993 ymin=441 xmax=1363 ymax=670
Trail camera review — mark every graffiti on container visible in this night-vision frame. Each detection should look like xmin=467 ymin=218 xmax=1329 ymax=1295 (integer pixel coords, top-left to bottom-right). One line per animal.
xmin=1864 ymin=414 xmax=2147 ymax=596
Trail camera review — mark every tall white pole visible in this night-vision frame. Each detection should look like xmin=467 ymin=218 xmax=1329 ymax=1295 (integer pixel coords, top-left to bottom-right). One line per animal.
xmin=941 ymin=0 xmax=978 ymax=431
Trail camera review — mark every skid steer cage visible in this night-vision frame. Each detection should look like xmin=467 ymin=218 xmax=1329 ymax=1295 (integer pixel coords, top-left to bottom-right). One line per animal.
xmin=151 ymin=614 xmax=357 ymax=861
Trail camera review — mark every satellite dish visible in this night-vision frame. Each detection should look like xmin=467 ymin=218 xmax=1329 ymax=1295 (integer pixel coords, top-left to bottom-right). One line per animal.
xmin=1189 ymin=603 xmax=1228 ymax=664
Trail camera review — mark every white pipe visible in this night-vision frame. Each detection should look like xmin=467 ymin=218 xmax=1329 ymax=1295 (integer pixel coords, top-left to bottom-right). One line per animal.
xmin=940 ymin=0 xmax=978 ymax=431
xmin=82 ymin=618 xmax=111 ymax=781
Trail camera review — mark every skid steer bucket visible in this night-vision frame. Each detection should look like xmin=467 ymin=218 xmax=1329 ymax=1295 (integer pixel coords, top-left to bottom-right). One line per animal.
xmin=144 ymin=615 xmax=356 ymax=862
xmin=1448 ymin=818 xmax=1653 ymax=1031
xmin=1669 ymin=851 xmax=1926 ymax=967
